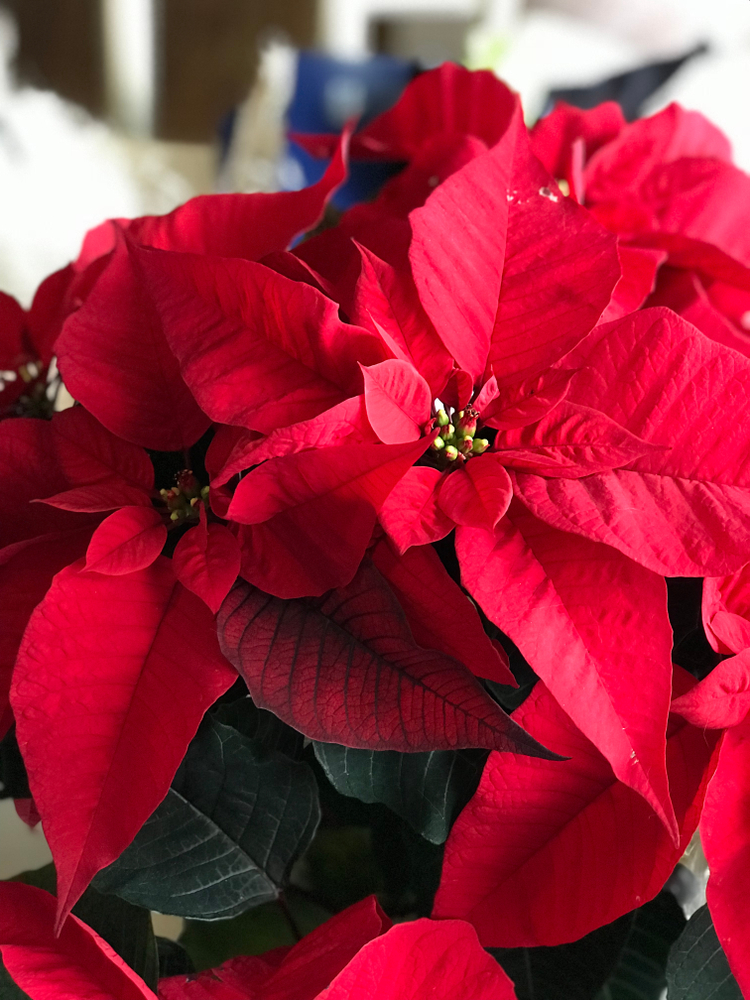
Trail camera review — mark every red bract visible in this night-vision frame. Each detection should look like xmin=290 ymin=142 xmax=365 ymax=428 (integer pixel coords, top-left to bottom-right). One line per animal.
xmin=0 ymin=406 xmax=152 ymax=547
xmin=530 ymin=99 xmax=750 ymax=355
xmin=140 ymin=249 xmax=387 ymax=435
xmin=456 ymin=504 xmax=675 ymax=834
xmin=370 ymin=538 xmax=514 ymax=685
xmin=315 ymin=919 xmax=517 ymax=1000
xmin=0 ymin=530 xmax=91 ymax=739
xmin=55 ymin=137 xmax=351 ymax=450
xmin=0 ymin=885 xmax=516 ymax=1000
xmin=84 ymin=506 xmax=167 ymax=575
xmin=172 ymin=503 xmax=241 ymax=614
xmin=433 ymin=671 xmax=721 ymax=947
xmin=674 ymin=561 xmax=750 ymax=987
xmin=0 ymin=265 xmax=78 ymax=421
xmin=11 ymin=559 xmax=236 ymax=926
xmin=409 ymin=113 xmax=620 ymax=386
xmin=701 ymin=719 xmax=750 ymax=994
xmin=0 ymin=406 xmax=157 ymax=737
xmin=160 ymin=897 xmax=390 ymax=1000
xmin=291 ymin=63 xmax=517 ymax=162
xmin=0 ymin=882 xmax=154 ymax=1000
xmin=672 ymin=562 xmax=750 ymax=730
xmin=512 ymin=308 xmax=750 ymax=577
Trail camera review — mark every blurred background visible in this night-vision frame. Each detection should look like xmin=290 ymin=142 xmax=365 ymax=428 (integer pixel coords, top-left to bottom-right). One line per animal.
xmin=0 ymin=0 xmax=748 ymax=305
xmin=2 ymin=0 xmax=750 ymax=925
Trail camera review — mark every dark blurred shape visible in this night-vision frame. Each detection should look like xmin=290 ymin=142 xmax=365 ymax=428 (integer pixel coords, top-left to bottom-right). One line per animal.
xmin=3 ymin=0 xmax=106 ymax=116
xmin=546 ymin=44 xmax=707 ymax=121
xmin=1 ymin=0 xmax=317 ymax=141
xmin=285 ymin=51 xmax=417 ymax=208
xmin=159 ymin=0 xmax=315 ymax=141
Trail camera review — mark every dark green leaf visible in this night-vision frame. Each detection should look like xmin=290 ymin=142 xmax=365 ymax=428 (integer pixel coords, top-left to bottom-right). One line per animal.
xmin=598 ymin=891 xmax=685 ymax=999
xmin=156 ymin=937 xmax=195 ymax=979
xmin=94 ymin=716 xmax=320 ymax=919
xmin=372 ymin=812 xmax=444 ymax=918
xmin=180 ymin=889 xmax=330 ymax=971
xmin=0 ymin=729 xmax=30 ymax=800
xmin=666 ymin=905 xmax=741 ymax=1000
xmin=0 ymin=961 xmax=31 ymax=1000
xmin=10 ymin=863 xmax=56 ymax=895
xmin=73 ymin=886 xmax=159 ymax=993
xmin=313 ymin=742 xmax=488 ymax=844
xmin=7 ymin=864 xmax=158 ymax=991
xmin=214 ymin=697 xmax=304 ymax=759
xmin=301 ymin=826 xmax=384 ymax=914
xmin=490 ymin=913 xmax=633 ymax=1000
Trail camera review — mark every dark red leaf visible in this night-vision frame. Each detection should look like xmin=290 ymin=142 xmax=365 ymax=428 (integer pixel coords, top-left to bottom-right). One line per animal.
xmin=218 ymin=561 xmax=553 ymax=755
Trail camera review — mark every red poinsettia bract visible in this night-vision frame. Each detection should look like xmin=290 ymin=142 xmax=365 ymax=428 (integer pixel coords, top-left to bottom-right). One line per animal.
xmin=0 ymin=884 xmax=518 ymax=1000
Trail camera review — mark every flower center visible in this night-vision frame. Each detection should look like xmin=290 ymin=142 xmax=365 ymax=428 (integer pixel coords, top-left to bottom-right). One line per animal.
xmin=160 ymin=469 xmax=209 ymax=524
xmin=425 ymin=405 xmax=489 ymax=468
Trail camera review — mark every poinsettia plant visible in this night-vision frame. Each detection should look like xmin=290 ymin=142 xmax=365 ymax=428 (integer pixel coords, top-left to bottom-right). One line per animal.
xmin=2 ymin=62 xmax=750 ymax=999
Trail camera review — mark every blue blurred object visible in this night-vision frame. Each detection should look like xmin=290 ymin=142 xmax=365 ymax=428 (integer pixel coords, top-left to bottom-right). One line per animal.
xmin=284 ymin=51 xmax=418 ymax=210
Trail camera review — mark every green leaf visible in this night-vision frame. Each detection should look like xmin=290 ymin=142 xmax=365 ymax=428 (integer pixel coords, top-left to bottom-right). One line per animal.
xmin=73 ymin=886 xmax=159 ymax=993
xmin=302 ymin=826 xmax=384 ymax=914
xmin=156 ymin=937 xmax=195 ymax=979
xmin=313 ymin=743 xmax=488 ymax=844
xmin=598 ymin=891 xmax=685 ymax=999
xmin=6 ymin=864 xmax=158 ymax=992
xmin=213 ymin=696 xmax=304 ymax=759
xmin=489 ymin=893 xmax=687 ymax=1000
xmin=0 ymin=728 xmax=30 ymax=800
xmin=180 ymin=889 xmax=331 ymax=971
xmin=666 ymin=905 xmax=741 ymax=1000
xmin=0 ymin=961 xmax=31 ymax=1000
xmin=10 ymin=863 xmax=57 ymax=895
xmin=490 ymin=914 xmax=633 ymax=1000
xmin=94 ymin=715 xmax=321 ymax=919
